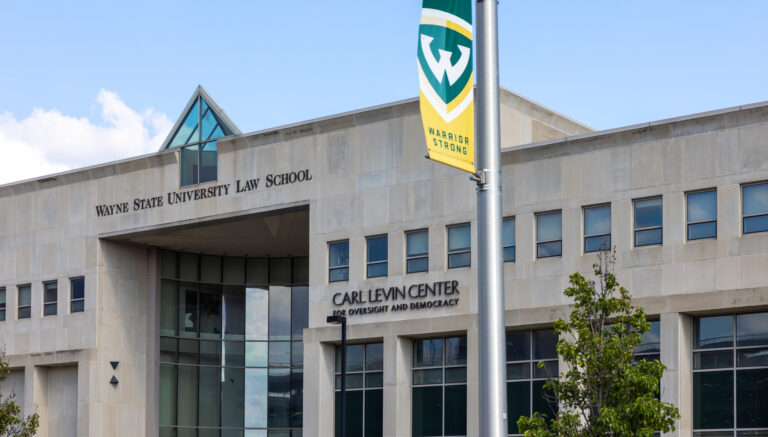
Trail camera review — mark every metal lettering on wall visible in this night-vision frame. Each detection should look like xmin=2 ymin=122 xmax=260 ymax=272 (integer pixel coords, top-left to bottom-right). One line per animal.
xmin=93 ymin=169 xmax=312 ymax=217
xmin=331 ymin=280 xmax=461 ymax=317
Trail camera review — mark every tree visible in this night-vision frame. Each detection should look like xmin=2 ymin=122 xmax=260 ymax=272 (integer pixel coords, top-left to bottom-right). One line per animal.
xmin=517 ymin=250 xmax=679 ymax=437
xmin=0 ymin=353 xmax=38 ymax=437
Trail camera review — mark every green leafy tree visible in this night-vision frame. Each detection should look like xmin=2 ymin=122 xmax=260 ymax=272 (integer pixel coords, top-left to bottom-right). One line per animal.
xmin=0 ymin=354 xmax=38 ymax=437
xmin=517 ymin=250 xmax=679 ymax=437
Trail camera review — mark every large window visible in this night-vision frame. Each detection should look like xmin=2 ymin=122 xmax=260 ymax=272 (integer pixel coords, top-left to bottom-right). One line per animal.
xmin=329 ymin=241 xmax=350 ymax=283
xmin=635 ymin=320 xmax=661 ymax=363
xmin=687 ymin=190 xmax=717 ymax=240
xmin=43 ymin=281 xmax=57 ymax=316
xmin=743 ymin=182 xmax=768 ymax=234
xmin=503 ymin=217 xmax=516 ymax=262
xmin=366 ymin=236 xmax=387 ymax=278
xmin=634 ymin=197 xmax=663 ymax=247
xmin=0 ymin=287 xmax=5 ymax=321
xmin=412 ymin=336 xmax=467 ymax=437
xmin=536 ymin=211 xmax=562 ymax=258
xmin=334 ymin=343 xmax=383 ymax=437
xmin=506 ymin=329 xmax=558 ymax=435
xmin=406 ymin=230 xmax=429 ymax=273
xmin=159 ymin=251 xmax=308 ymax=437
xmin=447 ymin=224 xmax=471 ymax=269
xmin=584 ymin=204 xmax=611 ymax=253
xmin=17 ymin=284 xmax=30 ymax=319
xmin=693 ymin=312 xmax=768 ymax=436
xmin=70 ymin=277 xmax=84 ymax=313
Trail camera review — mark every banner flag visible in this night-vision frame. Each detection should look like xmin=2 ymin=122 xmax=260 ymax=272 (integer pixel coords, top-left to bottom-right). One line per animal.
xmin=418 ymin=0 xmax=475 ymax=174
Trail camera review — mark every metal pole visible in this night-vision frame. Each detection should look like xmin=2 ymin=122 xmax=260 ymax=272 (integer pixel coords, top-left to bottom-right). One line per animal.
xmin=475 ymin=1 xmax=507 ymax=437
xmin=340 ymin=318 xmax=347 ymax=437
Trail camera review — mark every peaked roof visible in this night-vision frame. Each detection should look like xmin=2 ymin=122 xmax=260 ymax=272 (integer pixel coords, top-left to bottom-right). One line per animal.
xmin=159 ymin=85 xmax=241 ymax=150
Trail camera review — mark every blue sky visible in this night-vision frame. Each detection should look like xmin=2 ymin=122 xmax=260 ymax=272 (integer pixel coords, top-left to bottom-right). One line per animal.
xmin=1 ymin=1 xmax=767 ymax=183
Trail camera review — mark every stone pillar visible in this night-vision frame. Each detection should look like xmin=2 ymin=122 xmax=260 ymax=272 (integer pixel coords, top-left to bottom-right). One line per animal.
xmin=383 ymin=335 xmax=411 ymax=437
xmin=466 ymin=327 xmax=479 ymax=437
xmin=28 ymin=365 xmax=49 ymax=437
xmin=303 ymin=340 xmax=335 ymax=437
xmin=660 ymin=312 xmax=692 ymax=437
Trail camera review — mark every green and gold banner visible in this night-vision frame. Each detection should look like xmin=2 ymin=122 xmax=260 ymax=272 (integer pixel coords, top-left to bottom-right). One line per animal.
xmin=418 ymin=0 xmax=475 ymax=174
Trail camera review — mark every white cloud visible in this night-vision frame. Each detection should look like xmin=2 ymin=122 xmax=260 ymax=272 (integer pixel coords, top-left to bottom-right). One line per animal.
xmin=0 ymin=89 xmax=173 ymax=185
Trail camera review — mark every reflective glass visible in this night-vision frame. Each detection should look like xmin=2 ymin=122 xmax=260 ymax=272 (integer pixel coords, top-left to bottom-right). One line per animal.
xmin=245 ymin=368 xmax=268 ymax=428
xmin=743 ymin=183 xmax=768 ymax=216
xmin=367 ymin=236 xmax=387 ymax=263
xmin=503 ymin=246 xmax=516 ymax=263
xmin=178 ymin=339 xmax=198 ymax=364
xmin=445 ymin=367 xmax=467 ymax=383
xmin=532 ymin=380 xmax=555 ymax=417
xmin=744 ymin=215 xmax=768 ymax=234
xmin=412 ymin=386 xmax=442 ymax=437
xmin=364 ymin=389 xmax=383 ymax=437
xmin=270 ymin=258 xmax=292 ymax=285
xmin=225 ymin=341 xmax=245 ymax=366
xmin=291 ymin=341 xmax=304 ymax=367
xmin=161 ymin=280 xmax=178 ymax=336
xmin=293 ymin=257 xmax=309 ymax=284
xmin=223 ymin=288 xmax=245 ymax=339
xmin=445 ymin=336 xmax=467 ymax=365
xmin=536 ymin=212 xmax=562 ymax=242
xmin=447 ymin=224 xmax=471 ymax=251
xmin=199 ymin=340 xmax=221 ymax=365
xmin=584 ymin=205 xmax=611 ymax=236
xmin=223 ymin=257 xmax=245 ymax=285
xmin=634 ymin=197 xmax=663 ymax=228
xmin=689 ymin=222 xmax=717 ymax=240
xmin=413 ymin=369 xmax=443 ymax=385
xmin=533 ymin=329 xmax=558 ymax=360
xmin=44 ymin=282 xmax=57 ymax=303
xmin=201 ymin=255 xmax=222 ymax=283
xmin=448 ymin=252 xmax=471 ymax=268
xmin=70 ymin=277 xmax=84 ymax=300
xmin=169 ymin=99 xmax=200 ymax=148
xmin=696 ymin=315 xmax=734 ymax=349
xmin=246 ymin=258 xmax=269 ymax=285
xmin=506 ymin=363 xmax=530 ymax=380
xmin=636 ymin=320 xmax=661 ymax=354
xmin=367 ymin=263 xmax=387 ymax=278
xmin=291 ymin=286 xmax=308 ymax=341
xmin=329 ymin=267 xmax=349 ymax=282
xmin=329 ymin=241 xmax=349 ymax=268
xmin=407 ymin=230 xmax=428 ymax=256
xmin=502 ymin=217 xmax=516 ymax=246
xmin=246 ymin=288 xmax=268 ymax=340
xmin=159 ymin=364 xmax=176 ymax=426
xmin=635 ymin=228 xmax=662 ymax=247
xmin=177 ymin=429 xmax=196 ymax=437
xmin=537 ymin=240 xmax=562 ymax=258
xmin=444 ymin=385 xmax=467 ymax=436
xmin=585 ymin=234 xmax=611 ymax=253
xmin=335 ymin=390 xmax=363 ymax=437
xmin=346 ymin=344 xmax=364 ymax=372
xmin=268 ymin=368 xmax=291 ymax=428
xmin=291 ymin=368 xmax=303 ymax=428
xmin=199 ymin=286 xmax=222 ymax=339
xmin=162 ymin=251 xmax=178 ymax=278
xmin=18 ymin=285 xmax=30 ymax=306
xmin=160 ymin=338 xmax=177 ymax=363
xmin=694 ymin=371 xmax=734 ymax=429
xmin=366 ymin=372 xmax=384 ymax=388
xmin=70 ymin=300 xmax=84 ymax=313
xmin=407 ymin=257 xmax=428 ymax=273
xmin=268 ymin=342 xmax=291 ymax=367
xmin=222 ymin=367 xmax=245 ymax=428
xmin=180 ymin=144 xmax=200 ymax=186
xmin=365 ymin=343 xmax=383 ymax=371
xmin=694 ymin=350 xmax=734 ymax=370
xmin=737 ymin=368 xmax=768 ymax=428
xmin=177 ymin=366 xmax=198 ymax=426
xmin=180 ymin=253 xmax=199 ymax=281
xmin=335 ymin=373 xmax=364 ymax=389
xmin=199 ymin=366 xmax=221 ymax=427
xmin=414 ymin=338 xmax=443 ymax=368
xmin=738 ymin=348 xmax=768 ymax=367
xmin=507 ymin=381 xmax=530 ymax=434
xmin=737 ymin=312 xmax=768 ymax=346
xmin=246 ymin=342 xmax=268 ymax=367
xmin=688 ymin=190 xmax=717 ymax=222
xmin=269 ymin=287 xmax=291 ymax=340
xmin=534 ymin=360 xmax=559 ymax=379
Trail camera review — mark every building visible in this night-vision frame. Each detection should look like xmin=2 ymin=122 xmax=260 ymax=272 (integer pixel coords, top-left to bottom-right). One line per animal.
xmin=1 ymin=85 xmax=767 ymax=437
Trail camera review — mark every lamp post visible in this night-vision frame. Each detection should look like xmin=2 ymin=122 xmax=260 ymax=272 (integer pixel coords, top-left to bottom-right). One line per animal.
xmin=327 ymin=314 xmax=347 ymax=437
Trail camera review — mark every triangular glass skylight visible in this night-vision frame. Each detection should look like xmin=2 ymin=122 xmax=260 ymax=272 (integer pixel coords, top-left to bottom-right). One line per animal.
xmin=161 ymin=86 xmax=239 ymax=150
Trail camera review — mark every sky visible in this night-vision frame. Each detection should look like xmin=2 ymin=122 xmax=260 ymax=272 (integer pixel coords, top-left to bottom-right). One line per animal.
xmin=1 ymin=0 xmax=767 ymax=185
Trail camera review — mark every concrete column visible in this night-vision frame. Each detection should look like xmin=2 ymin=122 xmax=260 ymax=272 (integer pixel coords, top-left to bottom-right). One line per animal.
xmin=145 ymin=247 xmax=160 ymax=437
xmin=303 ymin=340 xmax=335 ymax=437
xmin=383 ymin=335 xmax=412 ymax=437
xmin=660 ymin=312 xmax=692 ymax=437
xmin=27 ymin=365 xmax=49 ymax=437
xmin=466 ymin=327 xmax=479 ymax=437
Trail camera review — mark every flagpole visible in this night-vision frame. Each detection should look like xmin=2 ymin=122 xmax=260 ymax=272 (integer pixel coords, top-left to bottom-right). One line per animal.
xmin=475 ymin=1 xmax=507 ymax=437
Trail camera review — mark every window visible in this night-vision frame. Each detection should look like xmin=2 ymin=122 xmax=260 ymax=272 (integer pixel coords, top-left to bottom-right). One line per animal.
xmin=366 ymin=236 xmax=387 ymax=278
xmin=506 ymin=329 xmax=558 ymax=435
xmin=17 ymin=284 xmax=31 ymax=319
xmin=743 ymin=182 xmax=768 ymax=234
xmin=635 ymin=320 xmax=661 ymax=363
xmin=70 ymin=277 xmax=85 ymax=313
xmin=329 ymin=241 xmax=350 ymax=282
xmin=0 ymin=287 xmax=5 ymax=321
xmin=536 ymin=211 xmax=562 ymax=258
xmin=634 ymin=197 xmax=663 ymax=247
xmin=43 ymin=281 xmax=57 ymax=316
xmin=334 ymin=343 xmax=383 ymax=437
xmin=406 ymin=230 xmax=429 ymax=273
xmin=687 ymin=190 xmax=717 ymax=240
xmin=447 ymin=224 xmax=471 ymax=268
xmin=693 ymin=313 xmax=768 ymax=436
xmin=159 ymin=251 xmax=308 ymax=437
xmin=412 ymin=336 xmax=467 ymax=437
xmin=584 ymin=204 xmax=611 ymax=253
xmin=503 ymin=217 xmax=516 ymax=262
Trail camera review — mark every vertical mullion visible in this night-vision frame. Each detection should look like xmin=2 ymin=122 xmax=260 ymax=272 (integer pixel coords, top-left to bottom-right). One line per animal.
xmin=733 ymin=316 xmax=737 ymax=435
xmin=197 ymin=97 xmax=202 ymax=183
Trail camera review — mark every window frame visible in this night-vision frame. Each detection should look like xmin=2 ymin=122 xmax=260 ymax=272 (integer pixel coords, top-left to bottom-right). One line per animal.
xmin=176 ymin=96 xmax=227 ymax=188
xmin=742 ymin=181 xmax=768 ymax=235
xmin=366 ymin=235 xmax=388 ymax=279
xmin=0 ymin=287 xmax=5 ymax=321
xmin=502 ymin=217 xmax=516 ymax=262
xmin=43 ymin=280 xmax=57 ymax=316
xmin=70 ymin=277 xmax=85 ymax=313
xmin=686 ymin=189 xmax=717 ymax=241
xmin=17 ymin=284 xmax=31 ymax=319
xmin=328 ymin=240 xmax=350 ymax=283
xmin=334 ymin=342 xmax=384 ymax=437
xmin=447 ymin=223 xmax=471 ymax=269
xmin=583 ymin=204 xmax=611 ymax=254
xmin=535 ymin=210 xmax=563 ymax=259
xmin=406 ymin=229 xmax=429 ymax=274
xmin=633 ymin=196 xmax=663 ymax=247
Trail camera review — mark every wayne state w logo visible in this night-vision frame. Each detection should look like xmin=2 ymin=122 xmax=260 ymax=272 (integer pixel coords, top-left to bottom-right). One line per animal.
xmin=417 ymin=7 xmax=473 ymax=123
